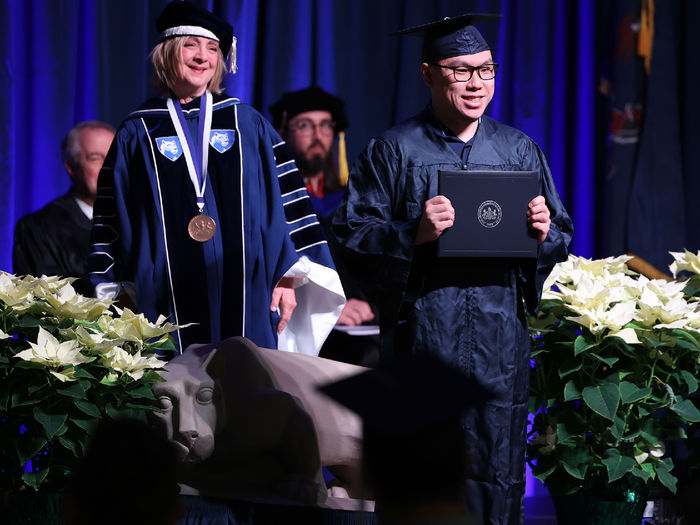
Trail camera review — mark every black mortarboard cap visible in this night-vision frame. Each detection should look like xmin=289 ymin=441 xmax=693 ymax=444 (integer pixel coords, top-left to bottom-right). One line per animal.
xmin=391 ymin=13 xmax=501 ymax=62
xmin=317 ymin=353 xmax=493 ymax=438
xmin=156 ymin=1 xmax=235 ymax=59
xmin=269 ymin=86 xmax=348 ymax=133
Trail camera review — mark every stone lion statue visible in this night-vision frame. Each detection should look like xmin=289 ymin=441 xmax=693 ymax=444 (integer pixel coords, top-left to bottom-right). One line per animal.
xmin=150 ymin=336 xmax=364 ymax=505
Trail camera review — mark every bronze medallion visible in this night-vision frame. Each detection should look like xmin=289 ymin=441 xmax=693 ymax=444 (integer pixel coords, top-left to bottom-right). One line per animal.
xmin=188 ymin=213 xmax=217 ymax=242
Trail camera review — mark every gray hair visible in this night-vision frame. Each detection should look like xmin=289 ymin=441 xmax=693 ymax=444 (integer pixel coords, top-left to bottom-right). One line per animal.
xmin=61 ymin=121 xmax=116 ymax=167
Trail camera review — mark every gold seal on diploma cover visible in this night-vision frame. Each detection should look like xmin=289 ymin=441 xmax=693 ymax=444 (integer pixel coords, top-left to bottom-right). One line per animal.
xmin=188 ymin=213 xmax=216 ymax=242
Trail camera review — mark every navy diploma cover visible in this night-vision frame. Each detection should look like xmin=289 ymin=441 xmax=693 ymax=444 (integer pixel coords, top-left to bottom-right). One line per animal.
xmin=437 ymin=170 xmax=539 ymax=258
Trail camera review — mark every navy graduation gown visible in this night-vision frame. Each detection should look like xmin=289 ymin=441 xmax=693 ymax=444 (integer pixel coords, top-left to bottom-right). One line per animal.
xmin=333 ymin=109 xmax=573 ymax=525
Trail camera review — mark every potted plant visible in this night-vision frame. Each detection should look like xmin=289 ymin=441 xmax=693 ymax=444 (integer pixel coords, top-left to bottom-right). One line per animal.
xmin=527 ymin=254 xmax=700 ymax=524
xmin=0 ymin=271 xmax=178 ymax=507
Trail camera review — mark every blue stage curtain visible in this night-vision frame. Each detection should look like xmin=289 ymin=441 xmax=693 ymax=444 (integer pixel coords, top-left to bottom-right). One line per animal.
xmin=1 ymin=0 xmax=697 ymax=275
xmin=600 ymin=0 xmax=700 ymax=271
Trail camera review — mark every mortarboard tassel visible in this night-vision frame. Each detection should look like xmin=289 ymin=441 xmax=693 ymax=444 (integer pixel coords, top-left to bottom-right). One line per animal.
xmin=338 ymin=131 xmax=349 ymax=187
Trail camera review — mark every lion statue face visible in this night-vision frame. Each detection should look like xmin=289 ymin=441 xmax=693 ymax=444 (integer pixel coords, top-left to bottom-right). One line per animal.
xmin=151 ymin=349 xmax=223 ymax=464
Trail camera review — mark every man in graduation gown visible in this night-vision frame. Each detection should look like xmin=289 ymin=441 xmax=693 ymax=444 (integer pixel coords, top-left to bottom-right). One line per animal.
xmin=13 ymin=121 xmax=115 ymax=296
xmin=89 ymin=1 xmax=345 ymax=355
xmin=332 ymin=14 xmax=573 ymax=525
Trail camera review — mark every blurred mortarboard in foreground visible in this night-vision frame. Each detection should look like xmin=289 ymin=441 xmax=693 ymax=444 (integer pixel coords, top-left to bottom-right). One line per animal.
xmin=391 ymin=13 xmax=501 ymax=62
xmin=317 ymin=353 xmax=493 ymax=439
xmin=269 ymin=86 xmax=348 ymax=133
xmin=156 ymin=1 xmax=235 ymax=62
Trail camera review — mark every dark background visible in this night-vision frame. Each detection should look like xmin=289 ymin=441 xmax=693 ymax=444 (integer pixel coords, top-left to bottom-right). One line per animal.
xmin=1 ymin=0 xmax=698 ymax=276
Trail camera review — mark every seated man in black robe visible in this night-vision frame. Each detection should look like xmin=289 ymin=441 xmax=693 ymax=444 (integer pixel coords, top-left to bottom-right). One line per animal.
xmin=13 ymin=121 xmax=115 ymax=295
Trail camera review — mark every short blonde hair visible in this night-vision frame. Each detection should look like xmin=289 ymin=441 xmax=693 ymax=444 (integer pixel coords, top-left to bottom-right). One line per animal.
xmin=150 ymin=36 xmax=227 ymax=96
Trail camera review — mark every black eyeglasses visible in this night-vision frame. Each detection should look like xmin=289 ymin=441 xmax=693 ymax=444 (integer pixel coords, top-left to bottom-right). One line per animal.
xmin=431 ymin=63 xmax=499 ymax=82
xmin=288 ymin=119 xmax=335 ymax=136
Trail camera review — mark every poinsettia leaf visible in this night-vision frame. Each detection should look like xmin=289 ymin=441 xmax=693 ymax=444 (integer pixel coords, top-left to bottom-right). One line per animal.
xmin=640 ymin=462 xmax=655 ymax=476
xmin=74 ymin=399 xmax=101 ymax=418
xmin=144 ymin=370 xmax=166 ymax=382
xmin=590 ymin=352 xmax=619 ymax=367
xmin=16 ymin=315 xmax=41 ymax=327
xmin=562 ymin=454 xmax=588 ymax=479
xmin=12 ymin=393 xmax=41 ymax=407
xmin=56 ymin=381 xmax=87 ymax=400
xmin=22 ymin=468 xmax=49 ymax=491
xmin=18 ymin=437 xmax=47 ymax=465
xmin=70 ymin=417 xmax=98 ymax=434
xmin=680 ymin=370 xmax=698 ymax=393
xmin=655 ymin=460 xmax=678 ymax=494
xmin=670 ymin=398 xmax=700 ymax=423
xmin=557 ymin=423 xmax=576 ymax=445
xmin=671 ymin=329 xmax=700 ymax=346
xmin=558 ymin=358 xmax=583 ymax=379
xmin=675 ymin=339 xmax=700 ymax=352
xmin=610 ymin=416 xmax=626 ymax=440
xmin=54 ymin=421 xmax=69 ymax=437
xmin=58 ymin=435 xmax=80 ymax=458
xmin=641 ymin=336 xmax=664 ymax=349
xmin=574 ymin=336 xmax=597 ymax=356
xmin=620 ymin=382 xmax=651 ymax=404
xmin=622 ymin=425 xmax=642 ymax=440
xmin=531 ymin=348 xmax=547 ymax=358
xmin=629 ymin=466 xmax=653 ymax=483
xmin=150 ymin=337 xmax=176 ymax=352
xmin=560 ymin=447 xmax=590 ymax=480
xmin=127 ymin=382 xmax=156 ymax=399
xmin=531 ymin=462 xmax=556 ymax=482
xmin=582 ymin=383 xmax=620 ymax=421
xmin=27 ymin=382 xmax=48 ymax=397
xmin=33 ymin=406 xmax=66 ymax=438
xmin=640 ymin=419 xmax=661 ymax=444
xmin=564 ymin=380 xmax=581 ymax=401
xmin=73 ymin=367 xmax=97 ymax=380
xmin=684 ymin=285 xmax=700 ymax=297
xmin=100 ymin=374 xmax=119 ymax=386
xmin=602 ymin=449 xmax=636 ymax=482
xmin=105 ymin=403 xmax=123 ymax=420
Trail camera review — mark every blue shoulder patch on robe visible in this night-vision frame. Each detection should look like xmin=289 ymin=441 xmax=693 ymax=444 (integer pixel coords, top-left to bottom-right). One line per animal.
xmin=155 ymin=136 xmax=183 ymax=161
xmin=209 ymin=129 xmax=235 ymax=153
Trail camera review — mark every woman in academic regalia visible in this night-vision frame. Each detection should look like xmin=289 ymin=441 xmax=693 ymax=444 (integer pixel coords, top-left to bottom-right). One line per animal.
xmin=89 ymin=1 xmax=344 ymax=354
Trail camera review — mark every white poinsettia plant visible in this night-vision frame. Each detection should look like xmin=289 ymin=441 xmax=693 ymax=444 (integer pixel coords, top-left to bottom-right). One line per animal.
xmin=527 ymin=252 xmax=700 ymax=497
xmin=0 ymin=272 xmax=179 ymax=493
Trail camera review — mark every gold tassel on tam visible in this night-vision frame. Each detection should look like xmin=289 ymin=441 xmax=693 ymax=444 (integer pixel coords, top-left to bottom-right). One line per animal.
xmin=638 ymin=0 xmax=654 ymax=74
xmin=338 ymin=131 xmax=349 ymax=187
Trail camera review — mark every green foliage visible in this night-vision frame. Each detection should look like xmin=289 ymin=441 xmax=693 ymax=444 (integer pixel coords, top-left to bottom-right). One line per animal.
xmin=527 ymin=254 xmax=700 ymax=496
xmin=0 ymin=272 xmax=179 ymax=493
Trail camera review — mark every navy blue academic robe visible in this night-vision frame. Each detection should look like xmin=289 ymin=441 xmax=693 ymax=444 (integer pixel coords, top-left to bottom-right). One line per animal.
xmin=333 ymin=109 xmax=573 ymax=525
xmin=90 ymin=93 xmax=343 ymax=353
